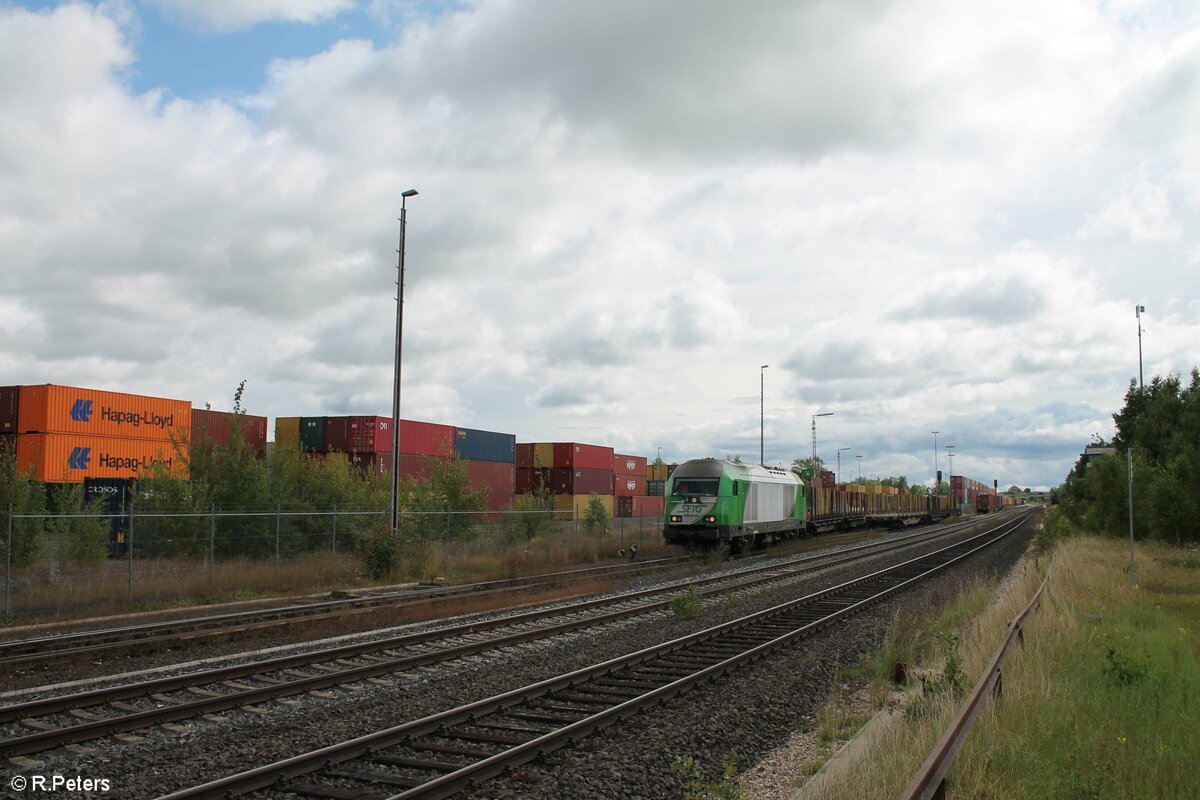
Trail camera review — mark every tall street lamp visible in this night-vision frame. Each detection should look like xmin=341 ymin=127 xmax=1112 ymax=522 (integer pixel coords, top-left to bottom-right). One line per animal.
xmin=811 ymin=412 xmax=833 ymax=472
xmin=390 ymin=188 xmax=419 ymax=533
xmin=931 ymin=430 xmax=940 ymax=490
xmin=837 ymin=447 xmax=851 ymax=485
xmin=945 ymin=445 xmax=956 ymax=505
xmin=856 ymin=454 xmax=863 ymax=482
xmin=760 ymin=364 xmax=769 ymax=465
xmin=1135 ymin=304 xmax=1145 ymax=388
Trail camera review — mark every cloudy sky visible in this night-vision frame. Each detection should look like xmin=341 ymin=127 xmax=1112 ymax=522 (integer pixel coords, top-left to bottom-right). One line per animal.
xmin=3 ymin=0 xmax=1198 ymax=490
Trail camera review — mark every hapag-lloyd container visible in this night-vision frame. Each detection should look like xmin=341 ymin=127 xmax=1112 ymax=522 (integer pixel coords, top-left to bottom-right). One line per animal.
xmin=18 ymin=385 xmax=190 ymax=443
xmin=0 ymin=386 xmax=19 ymax=433
xmin=614 ymin=475 xmax=646 ymax=497
xmin=613 ymin=454 xmax=647 ymax=477
xmin=16 ymin=433 xmax=188 ymax=482
xmin=552 ymin=442 xmax=614 ymax=470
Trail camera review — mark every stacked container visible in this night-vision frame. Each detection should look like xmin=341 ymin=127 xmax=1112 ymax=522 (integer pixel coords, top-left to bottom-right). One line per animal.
xmin=191 ymin=409 xmax=268 ymax=457
xmin=455 ymin=427 xmax=517 ymax=514
xmin=0 ymin=385 xmax=17 ymax=457
xmin=13 ymin=384 xmax=190 ymax=482
xmin=516 ymin=441 xmax=623 ymax=519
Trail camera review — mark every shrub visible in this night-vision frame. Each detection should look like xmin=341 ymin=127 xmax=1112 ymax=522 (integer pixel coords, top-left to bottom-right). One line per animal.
xmin=671 ymin=586 xmax=703 ymax=619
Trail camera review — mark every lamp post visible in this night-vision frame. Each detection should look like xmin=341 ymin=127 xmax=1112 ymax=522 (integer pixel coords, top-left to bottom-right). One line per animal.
xmin=945 ymin=445 xmax=956 ymax=506
xmin=760 ymin=364 xmax=769 ymax=465
xmin=837 ymin=447 xmax=851 ymax=485
xmin=931 ymin=430 xmax=940 ymax=490
xmin=390 ymin=188 xmax=419 ymax=533
xmin=856 ymin=454 xmax=862 ymax=482
xmin=1135 ymin=305 xmax=1145 ymax=388
xmin=811 ymin=412 xmax=833 ymax=472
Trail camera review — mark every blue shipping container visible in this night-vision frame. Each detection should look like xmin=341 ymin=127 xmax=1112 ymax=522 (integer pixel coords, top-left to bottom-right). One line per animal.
xmin=454 ymin=427 xmax=515 ymax=463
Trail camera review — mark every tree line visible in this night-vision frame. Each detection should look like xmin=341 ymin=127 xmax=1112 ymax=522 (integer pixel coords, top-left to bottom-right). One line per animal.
xmin=1058 ymin=370 xmax=1199 ymax=545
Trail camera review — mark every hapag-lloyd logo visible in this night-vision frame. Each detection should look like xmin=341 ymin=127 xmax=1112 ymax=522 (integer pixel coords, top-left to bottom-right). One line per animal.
xmin=70 ymin=398 xmax=176 ymax=429
xmin=66 ymin=448 xmax=172 ymax=473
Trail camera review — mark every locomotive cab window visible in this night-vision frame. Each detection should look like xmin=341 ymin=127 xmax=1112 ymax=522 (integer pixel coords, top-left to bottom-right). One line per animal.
xmin=673 ymin=478 xmax=719 ymax=496
xmin=732 ymin=481 xmax=739 ymax=496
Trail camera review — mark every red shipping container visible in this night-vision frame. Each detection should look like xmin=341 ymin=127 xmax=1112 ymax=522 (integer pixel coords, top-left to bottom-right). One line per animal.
xmin=516 ymin=468 xmax=552 ymax=494
xmin=613 ymin=453 xmax=647 ymax=477
xmin=190 ymin=409 xmax=268 ymax=455
xmin=395 ymin=453 xmax=448 ymax=482
xmin=0 ymin=386 xmax=18 ymax=433
xmin=399 ymin=420 xmax=455 ymax=457
xmin=350 ymin=452 xmax=392 ymax=479
xmin=550 ymin=467 xmax=613 ymax=495
xmin=349 ymin=416 xmax=392 ymax=453
xmin=515 ymin=443 xmax=534 ymax=468
xmin=615 ymin=475 xmax=646 ymax=497
xmin=485 ymin=492 xmax=514 ymax=513
xmin=324 ymin=417 xmax=351 ymax=453
xmin=16 ymin=433 xmax=188 ymax=483
xmin=632 ymin=496 xmax=665 ymax=518
xmin=552 ymin=442 xmax=614 ymax=470
xmin=466 ymin=460 xmax=515 ymax=493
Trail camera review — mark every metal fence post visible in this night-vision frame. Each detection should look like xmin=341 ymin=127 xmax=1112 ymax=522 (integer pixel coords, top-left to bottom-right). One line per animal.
xmin=5 ymin=502 xmax=12 ymax=624
xmin=127 ymin=493 xmax=135 ymax=605
xmin=275 ymin=504 xmax=281 ymax=568
xmin=332 ymin=505 xmax=338 ymax=555
xmin=209 ymin=504 xmax=216 ymax=589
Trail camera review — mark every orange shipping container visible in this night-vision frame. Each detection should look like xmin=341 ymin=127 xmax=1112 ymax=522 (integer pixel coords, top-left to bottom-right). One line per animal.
xmin=18 ymin=385 xmax=190 ymax=443
xmin=16 ymin=433 xmax=188 ymax=483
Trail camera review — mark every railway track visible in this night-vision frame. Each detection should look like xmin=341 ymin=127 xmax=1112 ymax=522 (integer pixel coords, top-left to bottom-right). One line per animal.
xmin=0 ymin=556 xmax=695 ymax=669
xmin=0 ymin=516 xmax=994 ymax=758
xmin=156 ymin=510 xmax=1035 ymax=799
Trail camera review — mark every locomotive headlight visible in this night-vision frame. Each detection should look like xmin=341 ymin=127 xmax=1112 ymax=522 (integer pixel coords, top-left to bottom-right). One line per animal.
xmin=670 ymin=515 xmax=681 ymax=523
xmin=705 ymin=515 xmax=716 ymax=523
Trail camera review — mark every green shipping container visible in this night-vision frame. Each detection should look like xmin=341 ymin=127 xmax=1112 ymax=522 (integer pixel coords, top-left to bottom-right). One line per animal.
xmin=300 ymin=416 xmax=327 ymax=453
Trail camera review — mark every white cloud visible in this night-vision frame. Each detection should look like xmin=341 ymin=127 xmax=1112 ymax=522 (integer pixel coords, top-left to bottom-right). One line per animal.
xmin=148 ymin=0 xmax=354 ymax=31
xmin=2 ymin=0 xmax=1199 ymax=491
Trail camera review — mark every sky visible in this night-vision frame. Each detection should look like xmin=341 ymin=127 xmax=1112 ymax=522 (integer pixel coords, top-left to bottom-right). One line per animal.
xmin=2 ymin=1 xmax=1198 ymax=491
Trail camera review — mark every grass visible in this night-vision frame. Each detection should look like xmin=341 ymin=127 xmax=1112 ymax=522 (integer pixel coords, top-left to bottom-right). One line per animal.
xmin=801 ymin=534 xmax=1200 ymax=800
xmin=2 ymin=525 xmax=675 ymax=625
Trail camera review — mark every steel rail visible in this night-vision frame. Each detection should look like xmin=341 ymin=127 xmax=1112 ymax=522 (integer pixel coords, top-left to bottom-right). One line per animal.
xmin=157 ymin=511 xmax=1034 ymax=800
xmin=899 ymin=549 xmax=1052 ymax=800
xmin=0 ymin=556 xmax=690 ymax=665
xmin=0 ymin=519 xmax=979 ymax=755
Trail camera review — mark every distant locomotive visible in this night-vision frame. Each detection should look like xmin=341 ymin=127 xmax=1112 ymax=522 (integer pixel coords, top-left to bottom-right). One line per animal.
xmin=664 ymin=458 xmax=956 ymax=550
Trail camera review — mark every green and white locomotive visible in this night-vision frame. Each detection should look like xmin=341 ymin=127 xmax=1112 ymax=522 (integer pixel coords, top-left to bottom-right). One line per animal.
xmin=664 ymin=458 xmax=807 ymax=550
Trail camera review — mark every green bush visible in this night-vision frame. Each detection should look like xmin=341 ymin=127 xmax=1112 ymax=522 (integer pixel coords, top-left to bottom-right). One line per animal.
xmin=671 ymin=586 xmax=703 ymax=619
xmin=583 ymin=492 xmax=610 ymax=536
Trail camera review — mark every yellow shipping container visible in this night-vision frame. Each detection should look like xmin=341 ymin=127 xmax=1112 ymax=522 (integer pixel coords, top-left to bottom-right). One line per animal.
xmin=533 ymin=442 xmax=555 ymax=468
xmin=553 ymin=494 xmax=615 ymax=519
xmin=275 ymin=417 xmax=300 ymax=450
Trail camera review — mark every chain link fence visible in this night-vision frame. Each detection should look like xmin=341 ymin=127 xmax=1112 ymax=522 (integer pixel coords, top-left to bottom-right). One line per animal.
xmin=2 ymin=502 xmax=665 ymax=622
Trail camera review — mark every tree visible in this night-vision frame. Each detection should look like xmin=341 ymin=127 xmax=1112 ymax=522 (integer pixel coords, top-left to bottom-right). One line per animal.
xmin=0 ymin=445 xmax=47 ymax=567
xmin=583 ymin=492 xmax=610 ymax=535
xmin=792 ymin=456 xmax=825 ymax=476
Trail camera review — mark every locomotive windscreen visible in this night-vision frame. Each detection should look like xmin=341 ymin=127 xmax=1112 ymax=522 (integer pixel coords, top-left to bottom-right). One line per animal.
xmin=672 ymin=478 xmax=719 ymax=496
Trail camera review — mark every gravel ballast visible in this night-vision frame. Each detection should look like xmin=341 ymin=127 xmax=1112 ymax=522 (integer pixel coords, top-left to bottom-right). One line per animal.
xmin=15 ymin=515 xmax=1037 ymax=799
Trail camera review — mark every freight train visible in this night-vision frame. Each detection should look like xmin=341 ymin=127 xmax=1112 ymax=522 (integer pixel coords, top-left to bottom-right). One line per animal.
xmin=663 ymin=458 xmax=957 ymax=551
